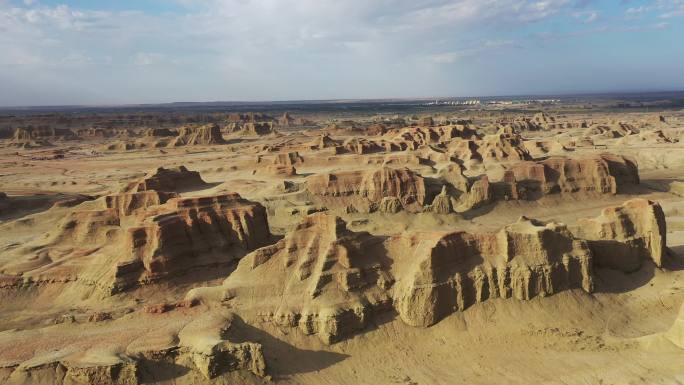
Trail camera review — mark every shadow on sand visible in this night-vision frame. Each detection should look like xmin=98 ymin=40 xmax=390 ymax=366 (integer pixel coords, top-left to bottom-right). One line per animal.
xmin=228 ymin=316 xmax=351 ymax=377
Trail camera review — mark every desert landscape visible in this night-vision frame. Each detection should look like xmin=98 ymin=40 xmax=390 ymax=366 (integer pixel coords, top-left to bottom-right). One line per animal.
xmin=0 ymin=95 xmax=683 ymax=384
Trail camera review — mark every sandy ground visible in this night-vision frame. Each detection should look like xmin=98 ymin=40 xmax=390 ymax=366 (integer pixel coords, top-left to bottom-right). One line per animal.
xmin=0 ymin=109 xmax=683 ymax=384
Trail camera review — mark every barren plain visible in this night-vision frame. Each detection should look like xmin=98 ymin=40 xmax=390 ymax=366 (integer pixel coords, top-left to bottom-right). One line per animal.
xmin=0 ymin=98 xmax=683 ymax=385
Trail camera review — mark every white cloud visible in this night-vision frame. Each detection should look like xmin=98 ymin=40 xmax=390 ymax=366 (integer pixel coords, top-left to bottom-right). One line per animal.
xmin=626 ymin=6 xmax=646 ymax=15
xmin=0 ymin=0 xmax=681 ymax=105
xmin=429 ymin=52 xmax=463 ymax=64
xmin=133 ymin=52 xmax=165 ymax=66
xmin=573 ymin=10 xmax=599 ymax=23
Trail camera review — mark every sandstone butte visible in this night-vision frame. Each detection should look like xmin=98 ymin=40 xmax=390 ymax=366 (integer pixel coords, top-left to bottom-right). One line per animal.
xmin=186 ymin=198 xmax=667 ymax=344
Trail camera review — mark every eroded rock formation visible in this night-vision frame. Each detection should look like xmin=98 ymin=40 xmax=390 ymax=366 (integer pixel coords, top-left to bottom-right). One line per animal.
xmin=305 ymin=167 xmax=428 ymax=212
xmin=573 ymin=198 xmax=667 ymax=271
xmin=501 ymin=155 xmax=639 ymax=199
xmin=170 ymin=124 xmax=226 ymax=146
xmin=123 ymin=166 xmax=207 ymax=193
xmin=124 ymin=194 xmax=272 ymax=285
xmin=187 ymin=213 xmax=392 ymax=344
xmin=392 ymin=217 xmax=594 ymax=327
xmin=1 ymin=190 xmax=272 ymax=294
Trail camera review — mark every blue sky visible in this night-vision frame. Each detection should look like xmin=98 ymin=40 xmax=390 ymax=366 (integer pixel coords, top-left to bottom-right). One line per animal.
xmin=0 ymin=0 xmax=683 ymax=106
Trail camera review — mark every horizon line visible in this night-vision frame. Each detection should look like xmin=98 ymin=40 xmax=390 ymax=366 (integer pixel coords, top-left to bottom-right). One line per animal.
xmin=1 ymin=89 xmax=684 ymax=111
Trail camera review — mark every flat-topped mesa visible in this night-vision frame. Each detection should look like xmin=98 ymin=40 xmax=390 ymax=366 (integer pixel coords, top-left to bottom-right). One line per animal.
xmin=272 ymin=151 xmax=304 ymax=167
xmin=446 ymin=132 xmax=531 ymax=164
xmin=104 ymin=190 xmax=176 ymax=216
xmin=227 ymin=122 xmax=276 ymax=136
xmin=305 ymin=167 xmax=428 ymax=213
xmin=46 ymin=192 xmax=172 ymax=246
xmin=278 ymin=112 xmax=295 ymax=126
xmin=48 ymin=208 xmax=122 ymax=246
xmin=435 ymin=164 xmax=493 ymax=212
xmin=307 ymin=133 xmax=340 ymax=150
xmin=125 ymin=193 xmax=271 ymax=283
xmin=336 ymin=137 xmax=385 ymax=154
xmin=505 ymin=120 xmax=543 ymax=132
xmin=12 ymin=127 xmax=76 ymax=141
xmin=142 ymin=127 xmax=176 ymax=137
xmin=123 ymin=166 xmax=207 ymax=193
xmin=187 ymin=213 xmax=391 ymax=344
xmin=8 ymin=191 xmax=272 ymax=294
xmin=573 ymin=198 xmax=667 ymax=272
xmin=392 ymin=217 xmax=593 ymax=327
xmin=384 ymin=124 xmax=481 ymax=148
xmin=477 ymin=132 xmax=532 ymax=161
xmin=501 ymin=155 xmax=639 ymax=200
xmin=584 ymin=122 xmax=639 ymax=138
xmin=168 ymin=123 xmax=226 ymax=146
xmin=254 ymin=151 xmax=302 ymax=177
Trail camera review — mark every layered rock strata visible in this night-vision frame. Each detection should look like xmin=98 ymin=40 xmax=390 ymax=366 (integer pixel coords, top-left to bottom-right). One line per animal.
xmin=305 ymin=167 xmax=428 ymax=212
xmin=391 ymin=217 xmax=594 ymax=327
xmin=573 ymin=198 xmax=667 ymax=271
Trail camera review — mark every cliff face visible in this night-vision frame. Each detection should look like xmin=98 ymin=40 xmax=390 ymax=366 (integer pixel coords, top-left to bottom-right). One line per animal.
xmin=0 ymin=310 xmax=267 ymax=384
xmin=190 ymin=208 xmax=668 ymax=340
xmin=574 ymin=198 xmax=667 ymax=271
xmin=187 ymin=213 xmax=392 ymax=344
xmin=444 ymin=132 xmax=532 ymax=164
xmin=125 ymin=194 xmax=272 ymax=282
xmin=104 ymin=190 xmax=176 ymax=216
xmin=502 ymin=155 xmax=639 ymax=199
xmin=4 ymin=167 xmax=272 ymax=294
xmin=384 ymin=124 xmax=480 ymax=147
xmin=123 ymin=166 xmax=207 ymax=193
xmin=305 ymin=167 xmax=428 ymax=212
xmin=391 ymin=217 xmax=594 ymax=327
xmin=170 ymin=123 xmax=226 ymax=146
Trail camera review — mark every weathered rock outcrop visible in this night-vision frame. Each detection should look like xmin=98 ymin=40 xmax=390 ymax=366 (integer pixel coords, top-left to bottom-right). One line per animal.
xmin=305 ymin=167 xmax=428 ymax=212
xmin=2 ymin=350 xmax=139 ymax=385
xmin=429 ymin=186 xmax=453 ymax=214
xmin=384 ymin=124 xmax=480 ymax=148
xmin=12 ymin=127 xmax=76 ymax=141
xmin=187 ymin=213 xmax=391 ymax=344
xmin=227 ymin=122 xmax=276 ymax=136
xmin=142 ymin=127 xmax=176 ymax=137
xmin=308 ymin=134 xmax=340 ymax=150
xmin=584 ymin=122 xmax=639 ymax=138
xmin=456 ymin=175 xmax=492 ymax=211
xmin=170 ymin=123 xmax=226 ymax=146
xmin=177 ymin=312 xmax=266 ymax=379
xmin=2 ymin=190 xmax=272 ymax=294
xmin=273 ymin=151 xmax=303 ymax=167
xmin=255 ymin=152 xmax=302 ymax=176
xmin=123 ymin=166 xmax=207 ymax=193
xmin=104 ymin=190 xmax=176 ymax=216
xmin=0 ymin=308 xmax=266 ymax=384
xmin=573 ymin=199 xmax=667 ymax=271
xmin=392 ymin=217 xmax=594 ymax=327
xmin=124 ymin=194 xmax=272 ymax=284
xmin=477 ymin=132 xmax=532 ymax=162
xmin=438 ymin=164 xmax=470 ymax=193
xmin=378 ymin=196 xmax=403 ymax=213
xmin=501 ymin=155 xmax=639 ymax=200
xmin=446 ymin=132 xmax=531 ymax=164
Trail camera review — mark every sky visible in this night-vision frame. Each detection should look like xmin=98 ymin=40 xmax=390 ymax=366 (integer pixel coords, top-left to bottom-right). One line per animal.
xmin=0 ymin=0 xmax=683 ymax=106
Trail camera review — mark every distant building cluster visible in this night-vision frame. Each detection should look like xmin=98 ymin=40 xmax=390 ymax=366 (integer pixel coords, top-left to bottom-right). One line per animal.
xmin=423 ymin=98 xmax=560 ymax=106
xmin=425 ymin=100 xmax=481 ymax=106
